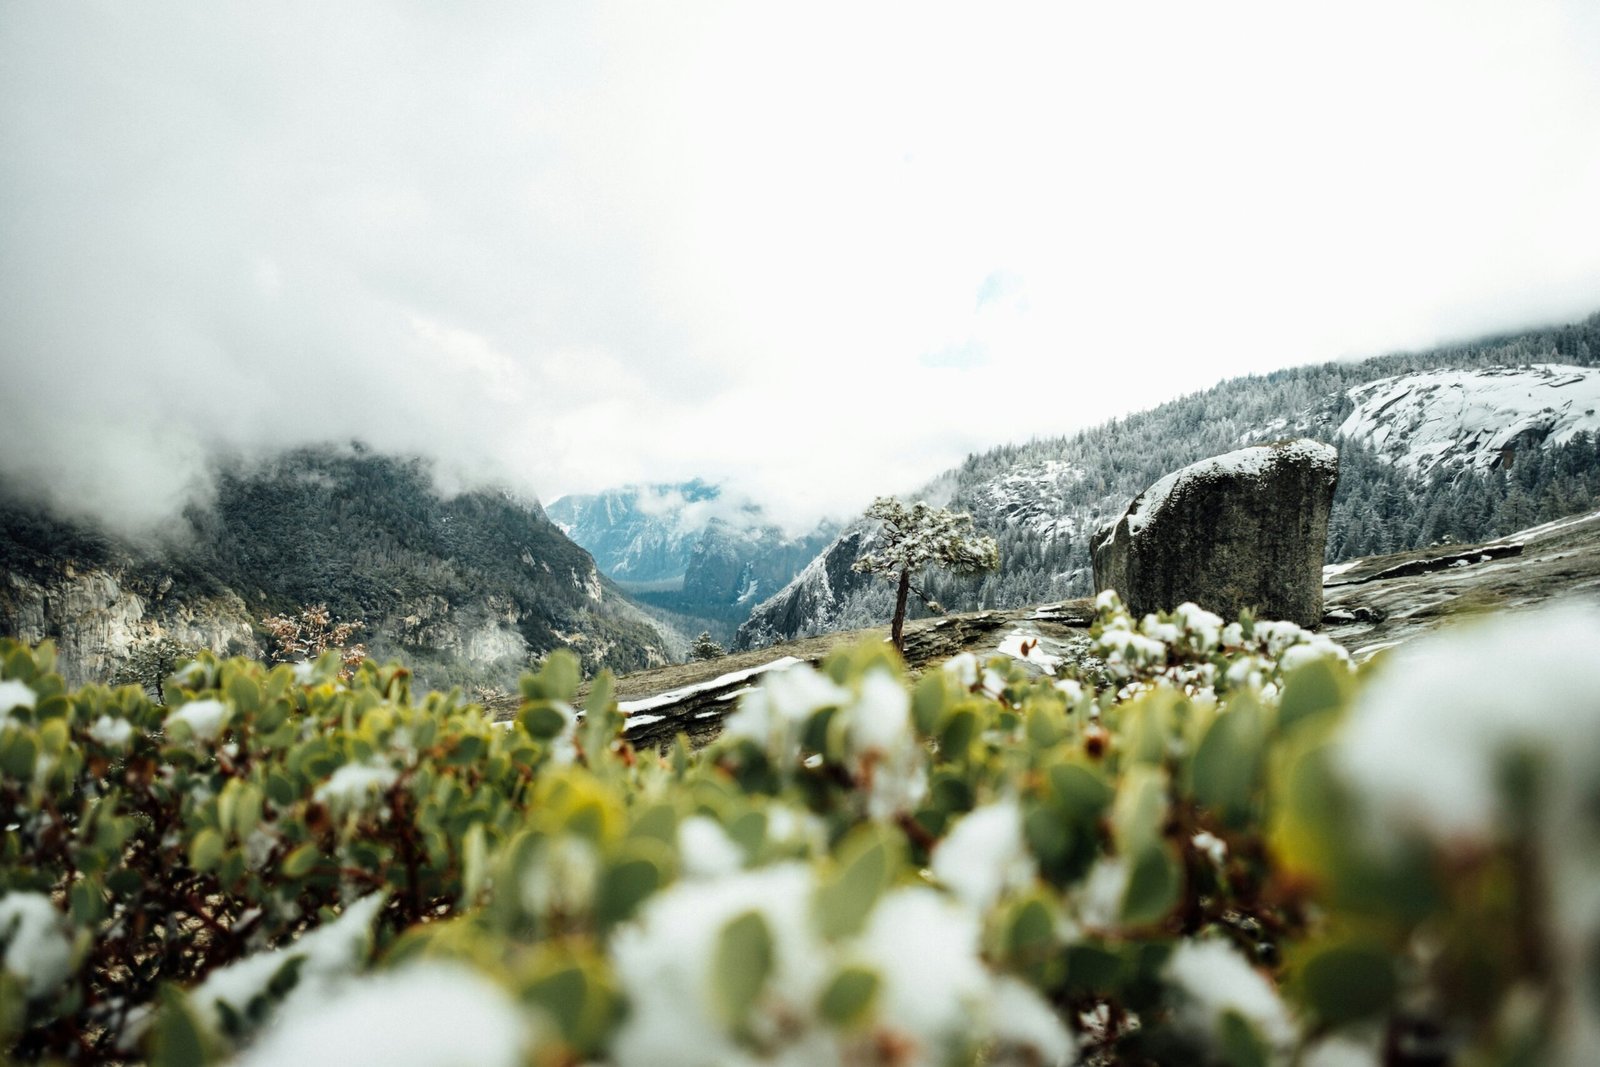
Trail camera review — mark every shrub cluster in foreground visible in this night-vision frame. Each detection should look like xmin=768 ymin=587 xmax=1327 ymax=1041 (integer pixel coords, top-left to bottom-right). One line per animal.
xmin=3 ymin=593 xmax=1599 ymax=1065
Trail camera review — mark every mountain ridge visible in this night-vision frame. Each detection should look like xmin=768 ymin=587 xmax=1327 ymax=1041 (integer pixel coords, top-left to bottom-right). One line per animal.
xmin=0 ymin=446 xmax=684 ymax=687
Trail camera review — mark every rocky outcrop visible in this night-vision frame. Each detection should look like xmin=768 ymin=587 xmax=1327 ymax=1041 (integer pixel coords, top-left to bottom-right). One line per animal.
xmin=1091 ymin=439 xmax=1339 ymax=627
xmin=1 ymin=565 xmax=258 ymax=685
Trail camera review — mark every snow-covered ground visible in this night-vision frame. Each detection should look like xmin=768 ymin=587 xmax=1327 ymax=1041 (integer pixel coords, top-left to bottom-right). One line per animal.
xmin=1338 ymin=364 xmax=1600 ymax=476
xmin=620 ymin=657 xmax=803 ymax=731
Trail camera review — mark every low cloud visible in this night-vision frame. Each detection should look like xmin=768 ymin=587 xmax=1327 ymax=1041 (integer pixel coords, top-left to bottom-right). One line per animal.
xmin=3 ymin=2 xmax=1599 ymax=539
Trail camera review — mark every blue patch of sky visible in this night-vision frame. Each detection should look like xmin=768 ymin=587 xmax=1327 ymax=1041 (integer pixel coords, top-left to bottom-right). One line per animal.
xmin=975 ymin=269 xmax=1024 ymax=310
xmin=920 ymin=339 xmax=988 ymax=370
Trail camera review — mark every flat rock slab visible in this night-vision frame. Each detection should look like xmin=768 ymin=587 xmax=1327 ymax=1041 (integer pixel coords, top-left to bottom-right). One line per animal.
xmin=1322 ymin=508 xmax=1600 ymax=660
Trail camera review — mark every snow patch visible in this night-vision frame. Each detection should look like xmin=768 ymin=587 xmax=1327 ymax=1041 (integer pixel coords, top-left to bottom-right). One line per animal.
xmin=931 ymin=799 xmax=1037 ymax=912
xmin=314 ymin=761 xmax=399 ymax=817
xmin=190 ymin=893 xmax=385 ymax=1039
xmin=621 ymin=656 xmax=803 ymax=719
xmin=237 ymin=961 xmax=528 ymax=1067
xmin=1163 ymin=938 xmax=1297 ymax=1052
xmin=0 ymin=892 xmax=75 ymax=999
xmin=88 ymin=715 xmax=135 ymax=749
xmin=167 ymin=698 xmax=230 ymax=741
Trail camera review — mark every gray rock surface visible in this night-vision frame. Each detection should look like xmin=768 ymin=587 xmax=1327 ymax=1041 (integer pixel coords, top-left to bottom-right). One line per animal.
xmin=1 ymin=565 xmax=259 ymax=685
xmin=1091 ymin=439 xmax=1339 ymax=627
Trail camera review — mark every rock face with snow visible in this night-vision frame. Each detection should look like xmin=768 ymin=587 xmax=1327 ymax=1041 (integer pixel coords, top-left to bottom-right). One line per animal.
xmin=734 ymin=525 xmax=878 ymax=650
xmin=1337 ymin=364 xmax=1600 ymax=476
xmin=1091 ymin=439 xmax=1339 ymax=627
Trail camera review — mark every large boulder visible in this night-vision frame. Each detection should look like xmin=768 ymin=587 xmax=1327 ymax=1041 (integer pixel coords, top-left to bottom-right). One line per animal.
xmin=1090 ymin=440 xmax=1339 ymax=627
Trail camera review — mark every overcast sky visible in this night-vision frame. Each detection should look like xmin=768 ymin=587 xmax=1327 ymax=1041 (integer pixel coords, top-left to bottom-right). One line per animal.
xmin=3 ymin=1 xmax=1599 ymax=533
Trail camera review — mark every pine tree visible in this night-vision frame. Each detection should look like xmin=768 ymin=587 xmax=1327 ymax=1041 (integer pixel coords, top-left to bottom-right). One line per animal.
xmin=852 ymin=498 xmax=1000 ymax=653
xmin=689 ymin=631 xmax=726 ymax=661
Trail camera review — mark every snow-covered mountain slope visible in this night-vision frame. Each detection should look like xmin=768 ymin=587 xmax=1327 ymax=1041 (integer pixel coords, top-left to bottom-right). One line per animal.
xmin=965 ymin=459 xmax=1085 ymax=540
xmin=1337 ymin=364 xmax=1600 ymax=476
xmin=546 ymin=480 xmax=724 ymax=583
xmin=734 ymin=524 xmax=880 ymax=650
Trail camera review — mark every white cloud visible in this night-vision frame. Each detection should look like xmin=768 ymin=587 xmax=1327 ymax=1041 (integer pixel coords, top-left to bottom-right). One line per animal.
xmin=3 ymin=1 xmax=1599 ymax=533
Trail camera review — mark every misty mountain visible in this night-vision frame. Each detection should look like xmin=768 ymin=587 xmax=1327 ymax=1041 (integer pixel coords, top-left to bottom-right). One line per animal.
xmin=547 ymin=480 xmax=726 ymax=583
xmin=549 ymin=480 xmax=837 ymax=642
xmin=736 ymin=313 xmax=1600 ymax=649
xmin=0 ymin=445 xmax=683 ymax=688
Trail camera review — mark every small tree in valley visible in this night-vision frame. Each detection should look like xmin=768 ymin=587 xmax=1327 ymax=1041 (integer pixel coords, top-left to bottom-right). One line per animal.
xmin=852 ymin=497 xmax=1000 ymax=653
xmin=108 ymin=635 xmax=199 ymax=700
xmin=689 ymin=631 xmax=726 ymax=661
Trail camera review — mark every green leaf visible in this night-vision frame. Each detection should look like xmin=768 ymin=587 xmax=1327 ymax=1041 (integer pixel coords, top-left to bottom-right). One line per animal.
xmin=521 ymin=703 xmax=569 ymax=741
xmin=148 ymin=986 xmax=207 ymax=1067
xmin=911 ymin=672 xmax=948 ymax=736
xmin=584 ymin=670 xmax=615 ymax=723
xmin=817 ymin=966 xmax=880 ymax=1029
xmin=460 ymin=824 xmax=488 ymax=907
xmin=1026 ymin=704 xmax=1062 ymax=748
xmin=282 ymin=842 xmax=319 ymax=879
xmin=939 ymin=708 xmax=977 ymax=758
xmin=1049 ymin=762 xmax=1113 ymax=821
xmin=727 ymin=810 xmax=766 ymax=859
xmin=265 ymin=771 xmax=296 ymax=808
xmin=627 ymin=803 xmax=678 ymax=845
xmin=1063 ymin=944 xmax=1125 ymax=996
xmin=1122 ymin=691 xmax=1175 ymax=766
xmin=524 ymin=959 xmax=619 ymax=1054
xmin=38 ymin=717 xmax=68 ymax=756
xmin=521 ymin=652 xmax=575 ymax=703
xmin=234 ymin=783 xmax=264 ymax=839
xmin=596 ymin=854 xmax=664 ymax=928
xmin=226 ymin=673 xmax=261 ymax=715
xmin=1023 ymin=804 xmax=1070 ymax=865
xmin=69 ymin=879 xmax=106 ymax=927
xmin=526 ymin=966 xmax=588 ymax=1042
xmin=188 ymin=828 xmax=224 ymax=874
xmin=0 ymin=730 xmax=38 ymax=780
xmin=711 ymin=910 xmax=774 ymax=1029
xmin=814 ymin=829 xmax=892 ymax=940
xmin=1299 ymin=942 xmax=1398 ymax=1024
xmin=1005 ymin=897 xmax=1055 ymax=963
xmin=1191 ymin=698 xmax=1265 ymax=824
xmin=1217 ymin=1010 xmax=1269 ymax=1067
xmin=1121 ymin=843 xmax=1180 ymax=927
xmin=4 ymin=646 xmax=36 ymax=684
xmin=1112 ymin=764 xmax=1169 ymax=856
xmin=1277 ymin=656 xmax=1350 ymax=734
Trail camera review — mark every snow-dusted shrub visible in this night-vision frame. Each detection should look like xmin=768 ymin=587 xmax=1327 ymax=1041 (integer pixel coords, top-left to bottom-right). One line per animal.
xmin=3 ymin=596 xmax=1598 ymax=1065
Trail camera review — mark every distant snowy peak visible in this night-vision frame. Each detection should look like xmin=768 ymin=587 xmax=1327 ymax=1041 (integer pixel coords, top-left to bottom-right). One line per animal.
xmin=1339 ymin=364 xmax=1600 ymax=476
xmin=547 ymin=480 xmax=736 ymax=582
